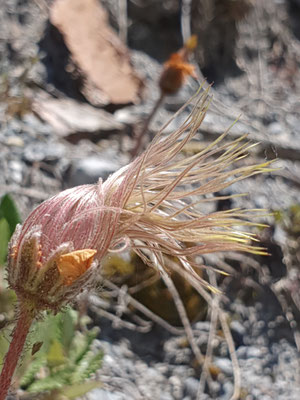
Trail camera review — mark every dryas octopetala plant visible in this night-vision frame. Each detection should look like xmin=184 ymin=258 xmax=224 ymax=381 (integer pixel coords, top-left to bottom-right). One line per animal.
xmin=0 ymin=89 xmax=272 ymax=400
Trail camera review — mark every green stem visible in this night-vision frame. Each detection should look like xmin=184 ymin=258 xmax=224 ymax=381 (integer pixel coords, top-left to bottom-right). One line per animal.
xmin=0 ymin=305 xmax=33 ymax=400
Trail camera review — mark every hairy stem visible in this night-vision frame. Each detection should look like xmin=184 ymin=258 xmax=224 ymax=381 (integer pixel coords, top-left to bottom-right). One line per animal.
xmin=0 ymin=305 xmax=33 ymax=400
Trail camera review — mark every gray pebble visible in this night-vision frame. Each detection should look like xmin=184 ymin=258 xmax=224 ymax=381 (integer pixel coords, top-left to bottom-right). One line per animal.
xmin=236 ymin=345 xmax=248 ymax=359
xmin=230 ymin=320 xmax=246 ymax=336
xmin=87 ymin=388 xmax=126 ymax=400
xmin=214 ymin=358 xmax=233 ymax=376
xmin=169 ymin=375 xmax=183 ymax=399
xmin=184 ymin=377 xmax=199 ymax=397
xmin=159 ymin=394 xmax=173 ymax=400
xmin=220 ymin=381 xmax=234 ymax=400
xmin=246 ymin=346 xmax=263 ymax=358
xmin=8 ymin=159 xmax=23 ymax=183
xmin=68 ymin=156 xmax=119 ymax=186
xmin=230 ymin=320 xmax=246 ymax=346
xmin=268 ymin=122 xmax=283 ymax=135
xmin=286 ymin=114 xmax=300 ymax=134
xmin=23 ymin=141 xmax=65 ymax=163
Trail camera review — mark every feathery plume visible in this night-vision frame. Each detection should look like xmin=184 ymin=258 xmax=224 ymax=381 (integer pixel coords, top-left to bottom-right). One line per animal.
xmin=1 ymin=88 xmax=272 ymax=400
xmin=8 ymin=88 xmax=271 ymax=307
xmin=102 ymin=89 xmax=271 ymax=291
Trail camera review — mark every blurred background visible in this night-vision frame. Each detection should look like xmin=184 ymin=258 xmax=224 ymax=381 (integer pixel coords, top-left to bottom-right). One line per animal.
xmin=0 ymin=1 xmax=300 ymax=399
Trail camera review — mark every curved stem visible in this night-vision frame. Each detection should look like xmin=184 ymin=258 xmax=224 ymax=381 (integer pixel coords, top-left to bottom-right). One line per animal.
xmin=0 ymin=305 xmax=33 ymax=400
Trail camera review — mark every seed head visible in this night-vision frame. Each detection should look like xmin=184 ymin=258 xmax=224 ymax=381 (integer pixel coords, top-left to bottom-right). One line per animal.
xmin=7 ymin=88 xmax=272 ymax=312
xmin=101 ymin=89 xmax=272 ymax=292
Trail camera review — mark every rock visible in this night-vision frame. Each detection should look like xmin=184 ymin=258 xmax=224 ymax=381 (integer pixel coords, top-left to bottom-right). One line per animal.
xmin=5 ymin=136 xmax=24 ymax=147
xmin=32 ymin=92 xmax=125 ymax=140
xmin=236 ymin=345 xmax=248 ymax=359
xmin=50 ymin=0 xmax=144 ymax=105
xmin=230 ymin=320 xmax=246 ymax=347
xmin=23 ymin=141 xmax=65 ymax=163
xmin=214 ymin=358 xmax=233 ymax=376
xmin=286 ymin=113 xmax=300 ymax=134
xmin=169 ymin=375 xmax=183 ymax=399
xmin=8 ymin=160 xmax=23 ymax=184
xmin=246 ymin=346 xmax=263 ymax=358
xmin=209 ymin=381 xmax=221 ymax=395
xmin=220 ymin=381 xmax=234 ymax=400
xmin=67 ymin=155 xmax=120 ymax=186
xmin=194 ymin=321 xmax=211 ymax=331
xmin=268 ymin=122 xmax=284 ymax=135
xmin=87 ymin=388 xmax=126 ymax=400
xmin=184 ymin=377 xmax=199 ymax=397
xmin=159 ymin=394 xmax=173 ymax=400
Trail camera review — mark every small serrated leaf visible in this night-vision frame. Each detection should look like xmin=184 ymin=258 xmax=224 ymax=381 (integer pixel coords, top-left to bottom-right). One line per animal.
xmin=68 ymin=331 xmax=86 ymax=365
xmin=69 ymin=327 xmax=99 ymax=365
xmin=70 ymin=349 xmax=93 ymax=384
xmin=71 ymin=350 xmax=103 ymax=383
xmin=27 ymin=366 xmax=74 ymax=393
xmin=20 ymin=356 xmax=47 ymax=388
xmin=82 ymin=351 xmax=103 ymax=380
xmin=31 ymin=313 xmax=62 ymax=353
xmin=19 ymin=307 xmax=102 ymax=397
xmin=60 ymin=309 xmax=77 ymax=352
xmin=27 ymin=373 xmax=67 ymax=393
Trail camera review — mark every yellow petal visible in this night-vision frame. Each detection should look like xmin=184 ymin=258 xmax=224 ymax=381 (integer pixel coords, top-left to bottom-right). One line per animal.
xmin=57 ymin=249 xmax=97 ymax=286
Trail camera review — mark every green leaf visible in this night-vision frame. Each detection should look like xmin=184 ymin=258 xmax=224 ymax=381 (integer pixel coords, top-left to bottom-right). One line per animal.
xmin=68 ymin=327 xmax=99 ymax=365
xmin=68 ymin=332 xmax=86 ymax=365
xmin=18 ymin=307 xmax=103 ymax=397
xmin=20 ymin=355 xmax=47 ymax=388
xmin=0 ymin=194 xmax=21 ymax=235
xmin=0 ymin=217 xmax=10 ymax=265
xmin=71 ymin=350 xmax=103 ymax=383
xmin=26 ymin=371 xmax=70 ymax=393
xmin=82 ymin=351 xmax=103 ymax=379
xmin=30 ymin=313 xmax=62 ymax=354
xmin=47 ymin=340 xmax=65 ymax=367
xmin=59 ymin=309 xmax=77 ymax=353
xmin=60 ymin=381 xmax=101 ymax=399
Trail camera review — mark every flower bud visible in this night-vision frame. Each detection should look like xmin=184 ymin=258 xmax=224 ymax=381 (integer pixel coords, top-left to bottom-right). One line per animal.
xmin=159 ymin=36 xmax=197 ymax=95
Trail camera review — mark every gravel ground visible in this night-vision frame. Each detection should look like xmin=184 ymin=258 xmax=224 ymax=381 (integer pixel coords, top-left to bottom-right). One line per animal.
xmin=1 ymin=1 xmax=300 ymax=399
xmin=83 ymin=284 xmax=300 ymax=400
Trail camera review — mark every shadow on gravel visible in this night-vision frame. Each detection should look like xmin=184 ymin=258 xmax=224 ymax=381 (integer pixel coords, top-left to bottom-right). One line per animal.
xmin=39 ymin=22 xmax=86 ymax=101
xmin=91 ymin=313 xmax=173 ymax=363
